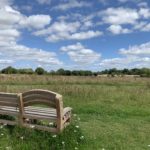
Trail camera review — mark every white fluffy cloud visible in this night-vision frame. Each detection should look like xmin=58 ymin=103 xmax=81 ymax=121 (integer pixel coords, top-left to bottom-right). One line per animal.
xmin=0 ymin=59 xmax=14 ymax=64
xmin=119 ymin=42 xmax=150 ymax=56
xmin=70 ymin=30 xmax=102 ymax=40
xmin=0 ymin=3 xmax=61 ymax=68
xmin=139 ymin=8 xmax=150 ymax=19
xmin=100 ymin=56 xmax=150 ymax=69
xmin=0 ymin=29 xmax=20 ymax=38
xmin=0 ymin=6 xmax=21 ymax=29
xmin=34 ymin=21 xmax=80 ymax=36
xmin=107 ymin=25 xmax=131 ymax=34
xmin=97 ymin=6 xmax=150 ymax=35
xmin=34 ymin=21 xmax=102 ymax=42
xmin=52 ymin=0 xmax=91 ymax=11
xmin=19 ymin=15 xmax=51 ymax=29
xmin=0 ymin=5 xmax=51 ymax=30
xmin=100 ymin=42 xmax=150 ymax=69
xmin=101 ymin=7 xmax=139 ymax=25
xmin=100 ymin=57 xmax=135 ymax=69
xmin=0 ymin=41 xmax=62 ymax=66
xmin=60 ymin=43 xmax=101 ymax=65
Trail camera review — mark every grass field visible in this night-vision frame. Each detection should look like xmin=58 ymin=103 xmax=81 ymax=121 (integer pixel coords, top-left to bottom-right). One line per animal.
xmin=0 ymin=75 xmax=150 ymax=150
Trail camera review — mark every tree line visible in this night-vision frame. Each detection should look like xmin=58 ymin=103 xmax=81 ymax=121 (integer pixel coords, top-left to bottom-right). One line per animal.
xmin=100 ymin=68 xmax=150 ymax=77
xmin=0 ymin=67 xmax=95 ymax=76
xmin=0 ymin=66 xmax=150 ymax=77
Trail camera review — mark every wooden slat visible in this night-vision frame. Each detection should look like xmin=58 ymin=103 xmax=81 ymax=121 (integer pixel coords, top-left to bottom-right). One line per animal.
xmin=23 ymin=123 xmax=57 ymax=133
xmin=23 ymin=114 xmax=57 ymax=120
xmin=0 ymin=119 xmax=17 ymax=125
xmin=0 ymin=106 xmax=56 ymax=115
xmin=25 ymin=106 xmax=56 ymax=114
xmin=23 ymin=94 xmax=56 ymax=102
xmin=23 ymin=100 xmax=56 ymax=108
xmin=25 ymin=109 xmax=56 ymax=115
xmin=0 ymin=97 xmax=18 ymax=103
xmin=23 ymin=99 xmax=54 ymax=105
xmin=0 ymin=107 xmax=19 ymax=112
xmin=0 ymin=106 xmax=19 ymax=110
xmin=0 ymin=101 xmax=18 ymax=107
xmin=0 ymin=93 xmax=18 ymax=98
xmin=24 ymin=110 xmax=56 ymax=117
xmin=26 ymin=106 xmax=56 ymax=110
xmin=0 ymin=109 xmax=18 ymax=116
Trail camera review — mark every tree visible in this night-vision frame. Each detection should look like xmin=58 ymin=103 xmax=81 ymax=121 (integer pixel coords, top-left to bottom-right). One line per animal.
xmin=49 ymin=70 xmax=56 ymax=75
xmin=35 ymin=67 xmax=45 ymax=75
xmin=1 ymin=66 xmax=17 ymax=74
xmin=56 ymin=68 xmax=65 ymax=75
xmin=64 ymin=70 xmax=71 ymax=76
xmin=18 ymin=68 xmax=34 ymax=74
xmin=72 ymin=70 xmax=78 ymax=76
xmin=122 ymin=68 xmax=129 ymax=74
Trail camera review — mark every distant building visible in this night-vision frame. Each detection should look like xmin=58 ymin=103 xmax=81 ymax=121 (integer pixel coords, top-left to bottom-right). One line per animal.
xmin=97 ymin=74 xmax=108 ymax=77
xmin=97 ymin=74 xmax=140 ymax=78
xmin=122 ymin=75 xmax=140 ymax=78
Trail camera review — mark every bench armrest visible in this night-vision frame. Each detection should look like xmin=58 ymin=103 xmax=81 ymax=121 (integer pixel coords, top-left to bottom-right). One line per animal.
xmin=63 ymin=107 xmax=72 ymax=124
xmin=63 ymin=107 xmax=72 ymax=116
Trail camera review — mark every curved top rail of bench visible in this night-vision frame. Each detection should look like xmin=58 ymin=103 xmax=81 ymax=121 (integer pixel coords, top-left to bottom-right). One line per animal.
xmin=22 ymin=89 xmax=62 ymax=98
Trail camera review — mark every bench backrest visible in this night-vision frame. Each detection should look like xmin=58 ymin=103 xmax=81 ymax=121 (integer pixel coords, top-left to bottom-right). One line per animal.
xmin=22 ymin=89 xmax=62 ymax=108
xmin=0 ymin=92 xmax=19 ymax=107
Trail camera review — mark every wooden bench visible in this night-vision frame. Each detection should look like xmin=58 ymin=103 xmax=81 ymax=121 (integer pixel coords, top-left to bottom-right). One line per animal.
xmin=0 ymin=92 xmax=20 ymax=125
xmin=0 ymin=89 xmax=72 ymax=133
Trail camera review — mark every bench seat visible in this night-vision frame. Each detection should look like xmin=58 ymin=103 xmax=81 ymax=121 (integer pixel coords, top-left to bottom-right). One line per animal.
xmin=0 ymin=106 xmax=72 ymax=124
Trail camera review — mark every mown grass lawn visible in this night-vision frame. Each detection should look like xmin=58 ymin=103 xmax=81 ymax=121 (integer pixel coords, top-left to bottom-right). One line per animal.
xmin=0 ymin=75 xmax=150 ymax=150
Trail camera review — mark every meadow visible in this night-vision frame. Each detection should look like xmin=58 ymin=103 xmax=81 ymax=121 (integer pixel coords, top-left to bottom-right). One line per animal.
xmin=0 ymin=75 xmax=150 ymax=150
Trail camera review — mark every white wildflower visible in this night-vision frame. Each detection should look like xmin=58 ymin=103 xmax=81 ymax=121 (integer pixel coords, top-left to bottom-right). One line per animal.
xmin=148 ymin=145 xmax=150 ymax=147
xmin=75 ymin=125 xmax=79 ymax=128
xmin=1 ymin=133 xmax=4 ymax=136
xmin=73 ymin=114 xmax=77 ymax=117
xmin=62 ymin=141 xmax=65 ymax=145
xmin=77 ymin=117 xmax=80 ymax=121
xmin=0 ymin=125 xmax=3 ymax=129
xmin=52 ymin=135 xmax=57 ymax=138
xmin=74 ymin=130 xmax=77 ymax=133
xmin=20 ymin=136 xmax=24 ymax=140
xmin=102 ymin=148 xmax=105 ymax=150
xmin=80 ymin=136 xmax=84 ymax=140
xmin=75 ymin=147 xmax=78 ymax=150
xmin=49 ymin=122 xmax=54 ymax=126
xmin=5 ymin=146 xmax=11 ymax=150
xmin=30 ymin=125 xmax=35 ymax=128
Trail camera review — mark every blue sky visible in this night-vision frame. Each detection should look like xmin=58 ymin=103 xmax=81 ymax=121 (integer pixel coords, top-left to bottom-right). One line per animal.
xmin=0 ymin=0 xmax=150 ymax=71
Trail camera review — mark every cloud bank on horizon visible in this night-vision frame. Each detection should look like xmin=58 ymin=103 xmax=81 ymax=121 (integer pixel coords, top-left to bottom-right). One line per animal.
xmin=0 ymin=0 xmax=150 ymax=70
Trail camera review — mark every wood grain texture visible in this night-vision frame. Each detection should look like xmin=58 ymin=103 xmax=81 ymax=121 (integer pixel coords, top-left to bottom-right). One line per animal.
xmin=23 ymin=100 xmax=56 ymax=108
